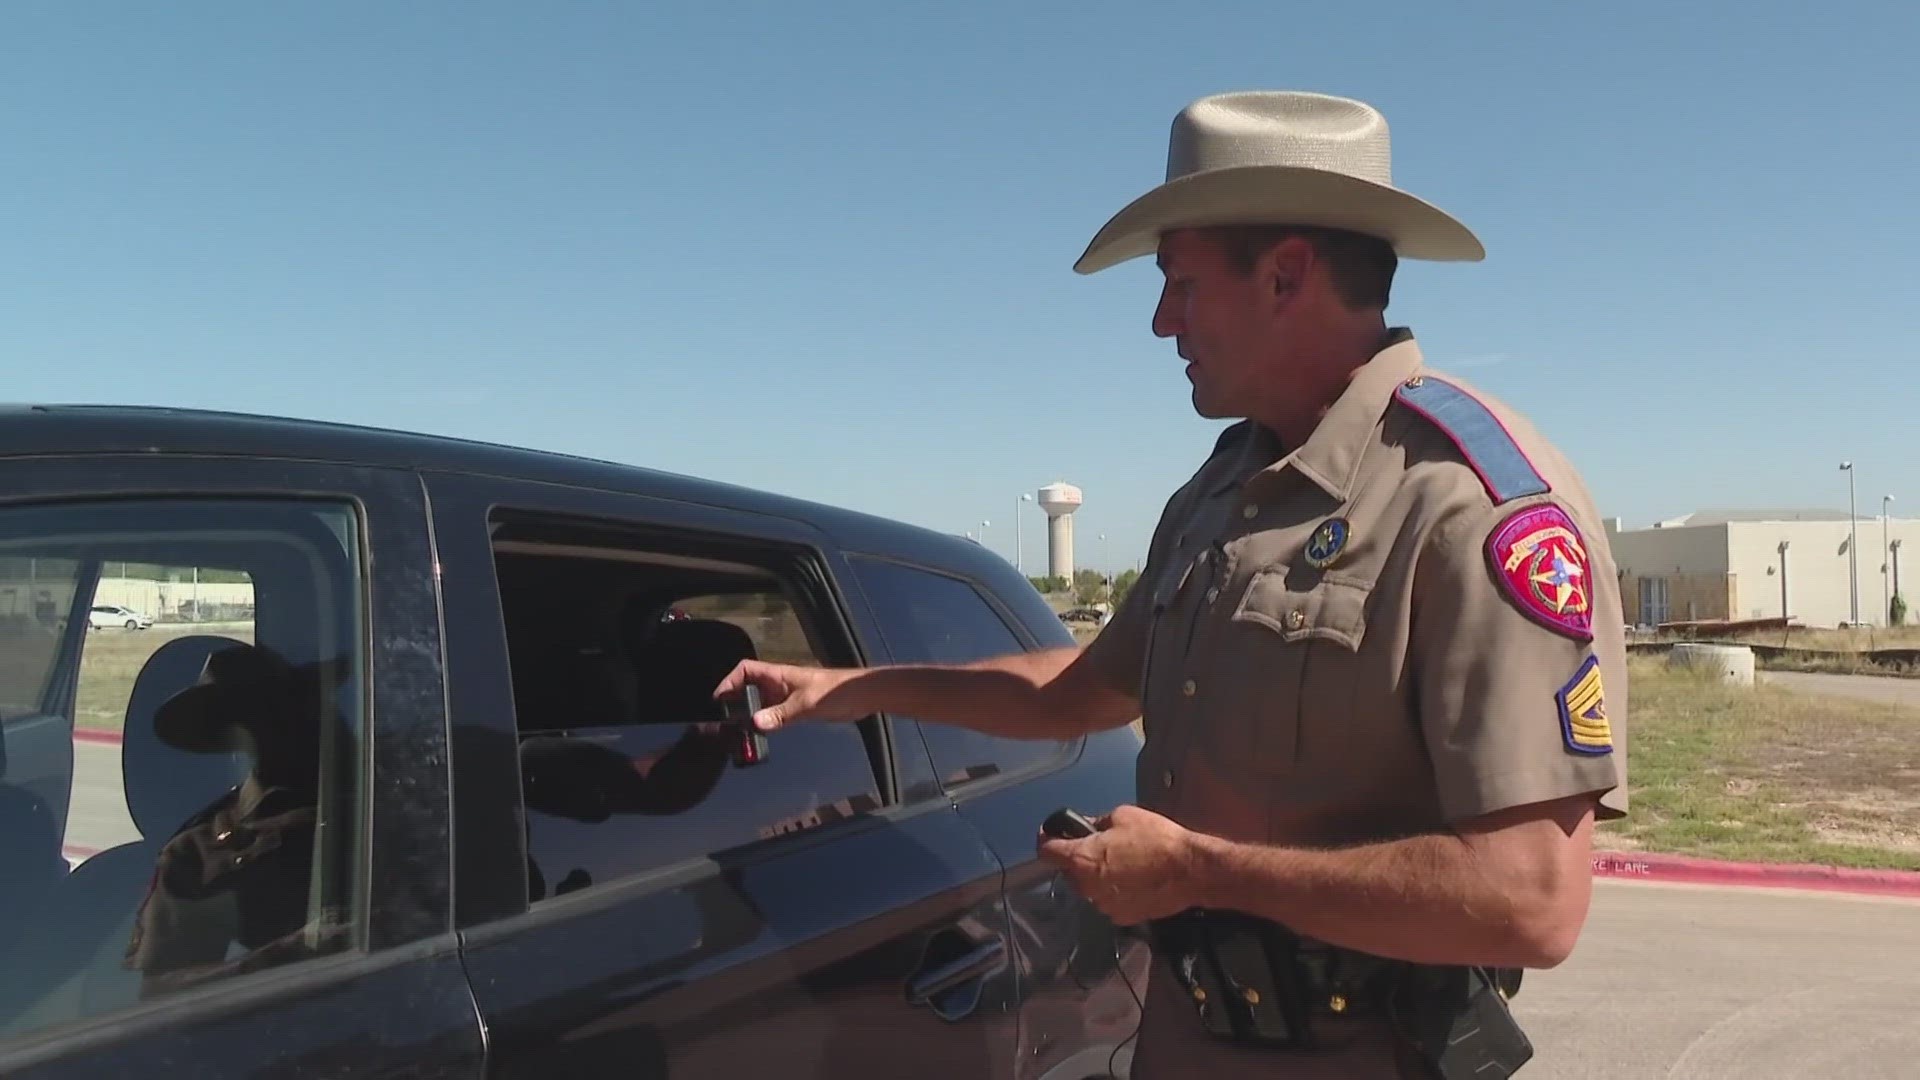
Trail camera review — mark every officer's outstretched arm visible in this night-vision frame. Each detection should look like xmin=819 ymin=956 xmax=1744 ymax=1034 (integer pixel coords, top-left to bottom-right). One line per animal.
xmin=715 ymin=643 xmax=1139 ymax=740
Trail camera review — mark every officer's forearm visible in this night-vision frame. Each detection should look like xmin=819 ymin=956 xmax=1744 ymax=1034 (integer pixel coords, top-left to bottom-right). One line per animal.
xmin=1183 ymin=819 xmax=1590 ymax=969
xmin=844 ymin=646 xmax=1139 ymax=740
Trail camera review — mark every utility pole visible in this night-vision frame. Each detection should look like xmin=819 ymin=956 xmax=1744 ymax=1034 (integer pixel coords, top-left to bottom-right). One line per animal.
xmin=1840 ymin=462 xmax=1859 ymax=625
xmin=1883 ymin=495 xmax=1894 ymax=626
xmin=1777 ymin=540 xmax=1790 ymax=621
xmin=1893 ymin=539 xmax=1904 ymax=624
xmin=1016 ymin=493 xmax=1032 ymax=574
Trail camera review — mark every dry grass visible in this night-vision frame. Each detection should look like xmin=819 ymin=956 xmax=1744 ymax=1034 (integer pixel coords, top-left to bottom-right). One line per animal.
xmin=1747 ymin=625 xmax=1920 ymax=651
xmin=1760 ymin=651 xmax=1920 ymax=679
xmin=1635 ymin=624 xmax=1920 ymax=678
xmin=72 ymin=622 xmax=254 ymax=733
xmin=1598 ymin=654 xmax=1920 ymax=869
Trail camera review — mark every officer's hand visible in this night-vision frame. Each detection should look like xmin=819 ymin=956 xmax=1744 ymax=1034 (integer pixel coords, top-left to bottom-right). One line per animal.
xmin=1035 ymin=804 xmax=1199 ymax=926
xmin=712 ymin=660 xmax=865 ymax=732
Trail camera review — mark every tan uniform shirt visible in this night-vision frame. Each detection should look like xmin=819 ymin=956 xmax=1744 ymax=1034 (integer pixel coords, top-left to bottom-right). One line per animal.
xmin=1084 ymin=329 xmax=1627 ymax=1078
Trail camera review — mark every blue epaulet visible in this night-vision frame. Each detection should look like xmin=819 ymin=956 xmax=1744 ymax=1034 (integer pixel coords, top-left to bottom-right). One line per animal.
xmin=1394 ymin=375 xmax=1551 ymax=505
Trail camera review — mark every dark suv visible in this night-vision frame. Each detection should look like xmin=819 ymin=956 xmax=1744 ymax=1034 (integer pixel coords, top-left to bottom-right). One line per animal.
xmin=0 ymin=404 xmax=1149 ymax=1079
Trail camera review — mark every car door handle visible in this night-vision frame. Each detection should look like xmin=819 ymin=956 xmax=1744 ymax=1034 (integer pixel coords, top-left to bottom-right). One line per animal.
xmin=906 ymin=934 xmax=1008 ymax=1021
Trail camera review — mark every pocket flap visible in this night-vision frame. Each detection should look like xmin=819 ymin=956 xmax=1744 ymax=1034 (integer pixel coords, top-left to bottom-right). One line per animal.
xmin=1229 ymin=567 xmax=1373 ymax=651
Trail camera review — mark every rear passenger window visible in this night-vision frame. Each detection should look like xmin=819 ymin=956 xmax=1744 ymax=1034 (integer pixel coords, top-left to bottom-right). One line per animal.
xmin=488 ymin=517 xmax=882 ymax=903
xmin=0 ymin=499 xmax=364 ymax=1045
xmin=849 ymin=557 xmax=1070 ymax=788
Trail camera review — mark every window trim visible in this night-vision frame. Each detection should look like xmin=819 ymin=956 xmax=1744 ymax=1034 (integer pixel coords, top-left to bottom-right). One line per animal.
xmin=422 ymin=470 xmax=902 ymax=932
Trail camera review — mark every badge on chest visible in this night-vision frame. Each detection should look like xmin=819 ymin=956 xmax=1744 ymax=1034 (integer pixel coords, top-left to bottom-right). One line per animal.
xmin=1303 ymin=517 xmax=1350 ymax=570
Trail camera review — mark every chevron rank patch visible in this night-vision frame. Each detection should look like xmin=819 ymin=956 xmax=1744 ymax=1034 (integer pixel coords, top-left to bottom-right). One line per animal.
xmin=1556 ymin=655 xmax=1612 ymax=755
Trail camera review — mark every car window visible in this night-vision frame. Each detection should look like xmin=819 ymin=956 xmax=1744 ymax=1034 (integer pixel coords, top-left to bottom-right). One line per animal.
xmin=847 ymin=556 xmax=1069 ymax=788
xmin=0 ymin=558 xmax=84 ymax=723
xmin=0 ymin=498 xmax=364 ymax=1046
xmin=670 ymin=591 xmax=820 ymax=667
xmin=488 ymin=522 xmax=881 ymax=903
xmin=75 ymin=568 xmax=256 ymax=765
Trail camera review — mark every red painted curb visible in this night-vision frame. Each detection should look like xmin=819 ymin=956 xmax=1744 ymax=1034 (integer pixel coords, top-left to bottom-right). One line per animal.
xmin=72 ymin=729 xmax=122 ymax=746
xmin=1594 ymin=850 xmax=1920 ymax=899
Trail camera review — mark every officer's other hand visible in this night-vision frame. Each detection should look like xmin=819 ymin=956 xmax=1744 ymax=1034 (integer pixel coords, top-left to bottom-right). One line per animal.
xmin=712 ymin=659 xmax=862 ymax=732
xmin=1036 ymin=804 xmax=1198 ymax=926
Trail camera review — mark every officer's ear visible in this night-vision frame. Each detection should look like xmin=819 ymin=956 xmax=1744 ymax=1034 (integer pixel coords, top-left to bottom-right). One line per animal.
xmin=1261 ymin=237 xmax=1316 ymax=310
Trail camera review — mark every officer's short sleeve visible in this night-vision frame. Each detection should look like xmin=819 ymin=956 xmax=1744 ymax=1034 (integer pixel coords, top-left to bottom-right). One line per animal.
xmin=1077 ymin=489 xmax=1186 ymax=697
xmin=1077 ymin=561 xmax=1153 ymax=695
xmin=1410 ymin=494 xmax=1625 ymax=823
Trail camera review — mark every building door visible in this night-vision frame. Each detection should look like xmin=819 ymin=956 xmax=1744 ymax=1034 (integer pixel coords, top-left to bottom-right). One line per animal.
xmin=1639 ymin=576 xmax=1671 ymax=626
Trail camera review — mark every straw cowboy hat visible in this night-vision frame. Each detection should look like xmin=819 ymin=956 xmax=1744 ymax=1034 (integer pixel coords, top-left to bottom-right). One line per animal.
xmin=1073 ymin=90 xmax=1484 ymax=274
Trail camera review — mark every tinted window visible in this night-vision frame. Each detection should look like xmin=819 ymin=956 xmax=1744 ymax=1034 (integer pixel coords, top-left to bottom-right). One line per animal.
xmin=850 ymin=557 xmax=1068 ymax=788
xmin=0 ymin=558 xmax=83 ymax=721
xmin=489 ymin=533 xmax=880 ymax=903
xmin=671 ymin=590 xmax=819 ymax=667
xmin=0 ymin=499 xmax=364 ymax=1046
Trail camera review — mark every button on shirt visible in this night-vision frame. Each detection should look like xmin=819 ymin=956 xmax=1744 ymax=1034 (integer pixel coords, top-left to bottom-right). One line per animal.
xmin=1081 ymin=330 xmax=1629 ymax=1075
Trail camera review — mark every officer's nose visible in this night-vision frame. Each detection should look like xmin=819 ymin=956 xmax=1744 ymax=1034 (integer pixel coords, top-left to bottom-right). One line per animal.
xmin=1152 ymin=282 xmax=1185 ymax=339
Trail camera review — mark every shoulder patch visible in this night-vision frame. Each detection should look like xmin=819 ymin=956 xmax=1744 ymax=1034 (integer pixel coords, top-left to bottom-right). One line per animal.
xmin=1556 ymin=655 xmax=1613 ymax=755
xmin=1486 ymin=502 xmax=1595 ymax=641
xmin=1395 ymin=376 xmax=1550 ymax=504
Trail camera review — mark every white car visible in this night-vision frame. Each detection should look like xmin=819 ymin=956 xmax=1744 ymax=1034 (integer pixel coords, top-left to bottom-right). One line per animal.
xmin=86 ymin=604 xmax=151 ymax=630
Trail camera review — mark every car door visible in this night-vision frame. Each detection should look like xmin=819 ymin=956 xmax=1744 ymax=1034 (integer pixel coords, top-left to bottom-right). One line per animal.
xmin=425 ymin=470 xmax=1023 ymax=1080
xmin=844 ymin=553 xmax=1151 ymax=1080
xmin=0 ymin=455 xmax=483 ymax=1079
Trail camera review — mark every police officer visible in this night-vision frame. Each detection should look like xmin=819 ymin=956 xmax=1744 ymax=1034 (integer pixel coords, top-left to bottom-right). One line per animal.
xmin=717 ymin=90 xmax=1627 ymax=1078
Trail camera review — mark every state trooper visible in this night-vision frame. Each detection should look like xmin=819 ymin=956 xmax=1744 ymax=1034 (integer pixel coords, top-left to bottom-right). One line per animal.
xmin=718 ymin=90 xmax=1627 ymax=1078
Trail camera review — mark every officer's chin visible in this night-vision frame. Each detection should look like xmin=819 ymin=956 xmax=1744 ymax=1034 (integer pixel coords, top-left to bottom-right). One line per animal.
xmin=1188 ymin=389 xmax=1236 ymax=422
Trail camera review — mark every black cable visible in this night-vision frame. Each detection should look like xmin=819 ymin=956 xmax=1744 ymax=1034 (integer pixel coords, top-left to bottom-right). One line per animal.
xmin=1105 ymin=929 xmax=1146 ymax=1078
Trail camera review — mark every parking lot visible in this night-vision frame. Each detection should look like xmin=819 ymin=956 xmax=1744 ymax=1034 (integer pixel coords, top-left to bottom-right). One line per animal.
xmin=1513 ymin=879 xmax=1920 ymax=1078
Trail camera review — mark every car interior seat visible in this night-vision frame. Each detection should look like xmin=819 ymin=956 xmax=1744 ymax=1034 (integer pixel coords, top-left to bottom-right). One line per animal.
xmin=627 ymin=615 xmax=760 ymax=728
xmin=0 ymin=635 xmax=253 ymax=1037
xmin=517 ymin=615 xmax=761 ymax=884
xmin=0 ymin=713 xmax=68 ymax=970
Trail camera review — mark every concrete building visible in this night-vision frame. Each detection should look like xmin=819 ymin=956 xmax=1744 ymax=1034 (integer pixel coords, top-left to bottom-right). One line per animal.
xmin=1605 ymin=509 xmax=1916 ymax=628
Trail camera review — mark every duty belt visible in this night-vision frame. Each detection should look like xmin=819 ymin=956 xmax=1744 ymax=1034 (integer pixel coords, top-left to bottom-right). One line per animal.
xmin=1146 ymin=909 xmax=1534 ymax=1077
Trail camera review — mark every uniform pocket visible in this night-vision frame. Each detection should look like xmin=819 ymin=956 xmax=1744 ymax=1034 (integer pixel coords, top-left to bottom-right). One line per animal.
xmin=1230 ymin=567 xmax=1373 ymax=649
xmin=1225 ymin=567 xmax=1375 ymax=776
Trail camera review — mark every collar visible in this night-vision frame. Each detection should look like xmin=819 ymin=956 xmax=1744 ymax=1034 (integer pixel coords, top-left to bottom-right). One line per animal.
xmin=1210 ymin=328 xmax=1425 ymax=501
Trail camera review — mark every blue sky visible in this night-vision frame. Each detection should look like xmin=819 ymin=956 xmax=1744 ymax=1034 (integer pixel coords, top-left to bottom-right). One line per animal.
xmin=3 ymin=1 xmax=1914 ymax=574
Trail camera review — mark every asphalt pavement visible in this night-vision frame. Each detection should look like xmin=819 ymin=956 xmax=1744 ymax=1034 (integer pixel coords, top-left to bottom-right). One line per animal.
xmin=1758 ymin=669 xmax=1920 ymax=710
xmin=1512 ymin=878 xmax=1920 ymax=1078
xmin=63 ymin=739 xmax=136 ymax=860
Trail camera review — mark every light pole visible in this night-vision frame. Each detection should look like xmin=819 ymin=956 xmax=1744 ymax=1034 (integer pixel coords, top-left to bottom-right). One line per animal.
xmin=1893 ymin=539 xmax=1904 ymax=624
xmin=1841 ymin=462 xmax=1858 ymax=625
xmin=1883 ymin=495 xmax=1895 ymax=626
xmin=1016 ymin=493 xmax=1032 ymax=574
xmin=1777 ymin=540 xmax=1790 ymax=621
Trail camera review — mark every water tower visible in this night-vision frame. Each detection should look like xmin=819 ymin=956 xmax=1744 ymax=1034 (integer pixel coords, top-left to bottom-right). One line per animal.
xmin=1037 ymin=482 xmax=1082 ymax=580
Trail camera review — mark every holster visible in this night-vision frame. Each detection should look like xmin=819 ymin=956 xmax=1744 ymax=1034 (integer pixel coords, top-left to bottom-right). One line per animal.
xmin=1148 ymin=910 xmax=1401 ymax=1048
xmin=1387 ymin=962 xmax=1533 ymax=1078
xmin=1147 ymin=910 xmax=1534 ymax=1077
